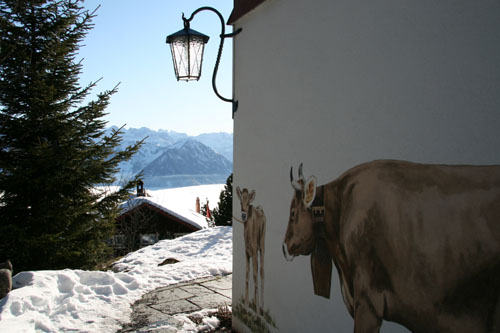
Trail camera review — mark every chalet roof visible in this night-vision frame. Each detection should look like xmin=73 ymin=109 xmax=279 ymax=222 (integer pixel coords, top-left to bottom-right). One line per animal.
xmin=228 ymin=0 xmax=268 ymax=24
xmin=119 ymin=196 xmax=208 ymax=230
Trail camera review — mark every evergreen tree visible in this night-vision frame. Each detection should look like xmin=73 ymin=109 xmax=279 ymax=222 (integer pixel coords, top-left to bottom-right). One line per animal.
xmin=212 ymin=173 xmax=232 ymax=226
xmin=0 ymin=0 xmax=142 ymax=272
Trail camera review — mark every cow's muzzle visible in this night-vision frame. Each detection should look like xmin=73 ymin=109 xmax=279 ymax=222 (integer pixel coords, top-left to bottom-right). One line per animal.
xmin=282 ymin=242 xmax=295 ymax=262
xmin=241 ymin=212 xmax=247 ymax=223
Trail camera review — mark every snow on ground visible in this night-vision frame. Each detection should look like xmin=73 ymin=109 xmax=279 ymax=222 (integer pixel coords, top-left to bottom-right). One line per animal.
xmin=0 ymin=226 xmax=232 ymax=332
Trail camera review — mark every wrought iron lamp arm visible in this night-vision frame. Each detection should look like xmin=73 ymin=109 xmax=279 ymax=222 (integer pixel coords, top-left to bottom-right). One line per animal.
xmin=183 ymin=7 xmax=242 ymax=117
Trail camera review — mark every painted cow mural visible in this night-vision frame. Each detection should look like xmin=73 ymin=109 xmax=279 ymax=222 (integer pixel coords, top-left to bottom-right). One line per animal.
xmin=282 ymin=160 xmax=500 ymax=332
xmin=236 ymin=186 xmax=266 ymax=314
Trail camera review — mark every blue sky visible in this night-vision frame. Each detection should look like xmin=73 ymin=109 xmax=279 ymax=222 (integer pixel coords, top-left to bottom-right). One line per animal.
xmin=78 ymin=0 xmax=234 ymax=135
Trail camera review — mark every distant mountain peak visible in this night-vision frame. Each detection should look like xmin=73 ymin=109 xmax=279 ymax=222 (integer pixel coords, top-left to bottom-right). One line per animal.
xmin=111 ymin=127 xmax=233 ymax=188
xmin=143 ymin=139 xmax=232 ymax=177
xmin=177 ymin=138 xmax=209 ymax=150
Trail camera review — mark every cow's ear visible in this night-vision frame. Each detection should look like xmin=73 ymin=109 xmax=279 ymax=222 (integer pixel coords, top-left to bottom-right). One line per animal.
xmin=303 ymin=176 xmax=317 ymax=207
xmin=249 ymin=189 xmax=256 ymax=203
xmin=236 ymin=186 xmax=242 ymax=200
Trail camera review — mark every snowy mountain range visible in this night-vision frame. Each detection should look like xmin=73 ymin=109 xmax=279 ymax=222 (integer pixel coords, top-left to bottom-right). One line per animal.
xmin=108 ymin=127 xmax=233 ymax=189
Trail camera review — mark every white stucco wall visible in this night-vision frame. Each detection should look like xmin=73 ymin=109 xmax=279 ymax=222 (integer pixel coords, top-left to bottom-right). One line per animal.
xmin=232 ymin=0 xmax=500 ymax=331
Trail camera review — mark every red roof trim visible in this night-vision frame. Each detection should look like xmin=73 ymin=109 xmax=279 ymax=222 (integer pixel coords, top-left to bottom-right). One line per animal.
xmin=228 ymin=0 xmax=268 ymax=24
xmin=117 ymin=202 xmax=200 ymax=232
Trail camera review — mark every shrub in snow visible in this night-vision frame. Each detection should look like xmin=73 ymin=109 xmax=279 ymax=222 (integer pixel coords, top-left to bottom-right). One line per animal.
xmin=0 ymin=260 xmax=12 ymax=299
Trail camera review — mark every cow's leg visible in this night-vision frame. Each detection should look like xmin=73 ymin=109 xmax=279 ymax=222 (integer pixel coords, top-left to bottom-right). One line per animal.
xmin=259 ymin=248 xmax=265 ymax=315
xmin=252 ymin=254 xmax=259 ymax=313
xmin=354 ymin=301 xmax=382 ymax=333
xmin=245 ymin=254 xmax=250 ymax=305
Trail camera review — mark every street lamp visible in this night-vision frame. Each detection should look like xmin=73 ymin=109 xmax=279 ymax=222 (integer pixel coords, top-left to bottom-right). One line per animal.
xmin=166 ymin=23 xmax=209 ymax=82
xmin=166 ymin=7 xmax=242 ymax=118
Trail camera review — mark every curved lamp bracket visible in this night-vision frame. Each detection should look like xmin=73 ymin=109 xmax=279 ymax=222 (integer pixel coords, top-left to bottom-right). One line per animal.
xmin=182 ymin=7 xmax=242 ymax=118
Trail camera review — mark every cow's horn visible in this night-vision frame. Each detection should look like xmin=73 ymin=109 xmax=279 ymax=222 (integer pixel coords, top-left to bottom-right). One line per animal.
xmin=298 ymin=163 xmax=304 ymax=181
xmin=290 ymin=166 xmax=302 ymax=191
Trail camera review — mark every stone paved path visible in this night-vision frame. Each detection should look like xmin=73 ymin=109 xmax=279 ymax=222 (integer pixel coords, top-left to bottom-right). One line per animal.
xmin=118 ymin=274 xmax=232 ymax=332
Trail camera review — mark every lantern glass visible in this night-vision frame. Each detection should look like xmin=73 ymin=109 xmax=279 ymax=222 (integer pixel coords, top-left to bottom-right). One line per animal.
xmin=167 ymin=28 xmax=209 ymax=81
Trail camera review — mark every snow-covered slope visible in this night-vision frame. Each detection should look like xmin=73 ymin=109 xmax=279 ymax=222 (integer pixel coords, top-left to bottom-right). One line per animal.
xmin=110 ymin=127 xmax=188 ymax=177
xmin=194 ymin=132 xmax=233 ymax=162
xmin=0 ymin=227 xmax=232 ymax=332
xmin=143 ymin=139 xmax=232 ymax=176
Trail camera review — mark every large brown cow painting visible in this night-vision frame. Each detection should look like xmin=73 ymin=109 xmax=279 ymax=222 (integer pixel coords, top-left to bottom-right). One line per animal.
xmin=282 ymin=160 xmax=500 ymax=332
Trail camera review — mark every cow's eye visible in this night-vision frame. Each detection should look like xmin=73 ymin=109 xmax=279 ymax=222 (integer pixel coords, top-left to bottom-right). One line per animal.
xmin=291 ymin=209 xmax=296 ymax=219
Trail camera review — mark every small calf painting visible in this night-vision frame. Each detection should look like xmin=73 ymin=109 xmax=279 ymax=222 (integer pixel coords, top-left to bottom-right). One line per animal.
xmin=235 ymin=186 xmax=266 ymax=315
xmin=283 ymin=160 xmax=500 ymax=332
